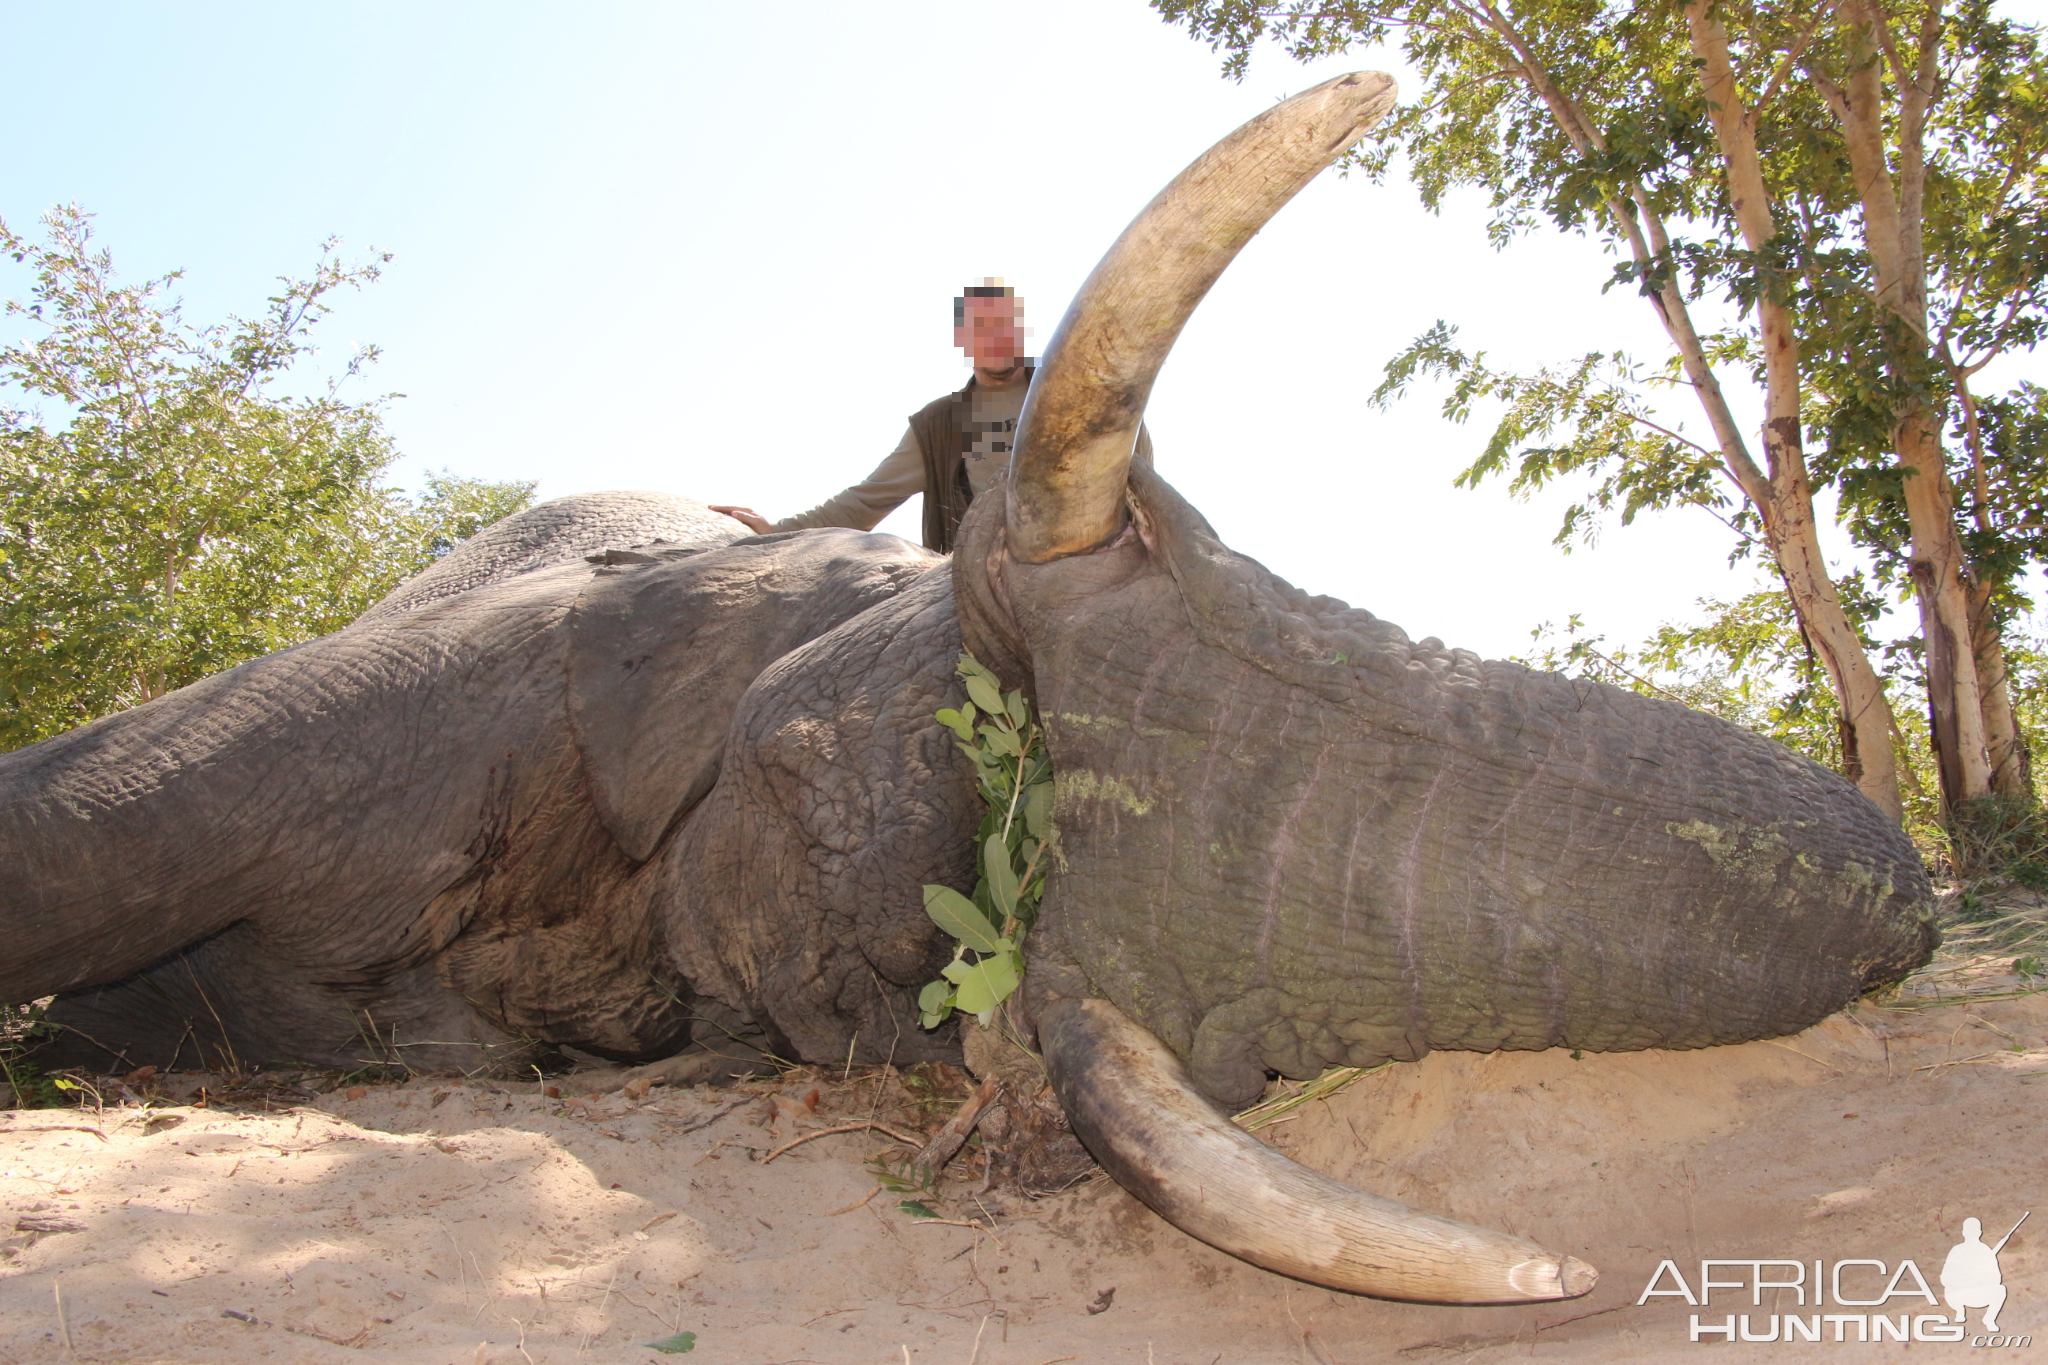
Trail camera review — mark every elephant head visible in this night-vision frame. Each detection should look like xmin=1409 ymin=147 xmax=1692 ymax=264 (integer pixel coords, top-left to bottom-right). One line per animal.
xmin=946 ymin=70 xmax=1933 ymax=1302
xmin=1 ymin=72 xmax=1933 ymax=1311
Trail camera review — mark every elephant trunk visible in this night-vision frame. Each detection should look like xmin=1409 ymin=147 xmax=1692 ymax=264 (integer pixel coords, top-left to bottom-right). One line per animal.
xmin=1003 ymin=71 xmax=1396 ymax=563
xmin=1036 ymin=996 xmax=1599 ymax=1304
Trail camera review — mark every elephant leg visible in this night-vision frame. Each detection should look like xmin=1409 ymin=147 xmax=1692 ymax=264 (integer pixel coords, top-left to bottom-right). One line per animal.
xmin=38 ymin=924 xmax=533 ymax=1076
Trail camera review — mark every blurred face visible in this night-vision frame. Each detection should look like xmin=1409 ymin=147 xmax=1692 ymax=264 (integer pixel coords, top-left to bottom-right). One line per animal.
xmin=955 ymin=294 xmax=1025 ymax=372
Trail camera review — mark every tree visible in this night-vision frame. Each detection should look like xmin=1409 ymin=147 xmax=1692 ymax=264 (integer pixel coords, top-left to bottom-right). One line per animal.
xmin=1157 ymin=0 xmax=2048 ymax=826
xmin=0 ymin=206 xmax=535 ymax=751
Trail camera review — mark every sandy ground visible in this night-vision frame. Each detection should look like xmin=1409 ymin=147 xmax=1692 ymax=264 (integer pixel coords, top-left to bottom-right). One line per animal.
xmin=2 ymin=964 xmax=2043 ymax=1365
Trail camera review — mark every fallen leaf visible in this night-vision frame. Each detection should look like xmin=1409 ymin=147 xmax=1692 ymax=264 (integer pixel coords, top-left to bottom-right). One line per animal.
xmin=643 ymin=1331 xmax=697 ymax=1354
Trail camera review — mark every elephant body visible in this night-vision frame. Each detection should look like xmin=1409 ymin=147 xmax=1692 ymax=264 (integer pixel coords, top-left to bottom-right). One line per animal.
xmin=7 ymin=498 xmax=968 ymax=1074
xmin=1 ymin=74 xmax=1937 ymax=1305
xmin=9 ymin=475 xmax=1932 ymax=1094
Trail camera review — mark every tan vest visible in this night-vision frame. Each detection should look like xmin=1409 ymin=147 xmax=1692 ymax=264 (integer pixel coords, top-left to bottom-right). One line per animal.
xmin=908 ymin=371 xmax=1029 ymax=554
xmin=909 ymin=369 xmax=1152 ymax=554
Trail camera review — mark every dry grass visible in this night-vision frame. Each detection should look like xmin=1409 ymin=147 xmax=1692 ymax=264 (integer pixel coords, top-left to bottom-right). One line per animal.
xmin=1233 ymin=1061 xmax=1393 ymax=1132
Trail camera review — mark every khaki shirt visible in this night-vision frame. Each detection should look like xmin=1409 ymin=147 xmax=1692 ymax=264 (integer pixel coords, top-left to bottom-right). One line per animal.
xmin=772 ymin=380 xmax=1153 ymax=534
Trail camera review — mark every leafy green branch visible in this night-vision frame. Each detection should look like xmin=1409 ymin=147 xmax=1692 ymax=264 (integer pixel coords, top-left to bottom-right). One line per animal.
xmin=917 ymin=654 xmax=1054 ymax=1030
xmin=1375 ymin=322 xmax=1754 ymax=554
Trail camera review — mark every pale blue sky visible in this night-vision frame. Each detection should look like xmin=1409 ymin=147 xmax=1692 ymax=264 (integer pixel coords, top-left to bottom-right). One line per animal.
xmin=3 ymin=1 xmax=2039 ymax=660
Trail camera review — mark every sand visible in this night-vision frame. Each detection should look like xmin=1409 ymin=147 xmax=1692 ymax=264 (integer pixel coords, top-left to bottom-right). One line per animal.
xmin=2 ymin=965 xmax=2042 ymax=1365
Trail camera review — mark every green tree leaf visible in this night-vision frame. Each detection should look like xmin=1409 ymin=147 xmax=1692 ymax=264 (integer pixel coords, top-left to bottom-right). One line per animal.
xmin=1023 ymin=781 xmax=1054 ymax=839
xmin=984 ymin=833 xmax=1019 ymax=918
xmin=964 ymin=673 xmax=1004 ymax=716
xmin=948 ymin=953 xmax=1020 ymax=1018
xmin=921 ymin=885 xmax=1003 ymax=954
xmin=978 ymin=724 xmax=1021 ymax=757
xmin=643 ymin=1332 xmax=697 ymax=1355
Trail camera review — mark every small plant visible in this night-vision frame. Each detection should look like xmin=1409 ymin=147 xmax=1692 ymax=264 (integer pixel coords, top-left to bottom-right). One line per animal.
xmin=1949 ymin=794 xmax=2048 ymax=890
xmin=2016 ymin=956 xmax=2044 ymax=980
xmin=0 ymin=1000 xmax=63 ymax=1108
xmin=918 ymin=654 xmax=1055 ymax=1029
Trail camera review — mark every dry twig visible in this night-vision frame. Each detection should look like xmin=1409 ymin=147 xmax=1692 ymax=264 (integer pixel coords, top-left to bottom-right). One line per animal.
xmin=759 ymin=1120 xmax=921 ymax=1164
xmin=826 ymin=1186 xmax=882 ymax=1216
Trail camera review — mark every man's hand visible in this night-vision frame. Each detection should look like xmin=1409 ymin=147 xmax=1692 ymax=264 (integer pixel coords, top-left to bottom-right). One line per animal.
xmin=709 ymin=505 xmax=771 ymax=535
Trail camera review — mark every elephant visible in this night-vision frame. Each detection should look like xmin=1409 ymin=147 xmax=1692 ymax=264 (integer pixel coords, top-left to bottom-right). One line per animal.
xmin=1 ymin=73 xmax=1936 ymax=1306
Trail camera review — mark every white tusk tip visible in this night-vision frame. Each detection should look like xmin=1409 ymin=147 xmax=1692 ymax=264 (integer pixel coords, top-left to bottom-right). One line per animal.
xmin=1509 ymin=1255 xmax=1600 ymax=1300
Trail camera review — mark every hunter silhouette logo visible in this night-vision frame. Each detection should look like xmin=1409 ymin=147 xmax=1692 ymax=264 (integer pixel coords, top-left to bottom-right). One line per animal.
xmin=1944 ymin=1213 xmax=2028 ymax=1334
xmin=1637 ymin=1210 xmax=2031 ymax=1346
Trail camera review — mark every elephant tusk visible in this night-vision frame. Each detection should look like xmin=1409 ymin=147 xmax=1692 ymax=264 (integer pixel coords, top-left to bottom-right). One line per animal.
xmin=1004 ymin=71 xmax=1397 ymax=564
xmin=1037 ymin=996 xmax=1599 ymax=1304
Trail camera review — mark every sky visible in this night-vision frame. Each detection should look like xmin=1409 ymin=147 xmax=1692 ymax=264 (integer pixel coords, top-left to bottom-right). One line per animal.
xmin=2 ymin=1 xmax=2041 ymax=663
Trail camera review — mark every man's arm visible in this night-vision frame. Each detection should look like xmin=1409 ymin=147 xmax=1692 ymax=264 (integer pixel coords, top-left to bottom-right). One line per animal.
xmin=725 ymin=421 xmax=1149 ymax=535
xmin=767 ymin=426 xmax=926 ymax=533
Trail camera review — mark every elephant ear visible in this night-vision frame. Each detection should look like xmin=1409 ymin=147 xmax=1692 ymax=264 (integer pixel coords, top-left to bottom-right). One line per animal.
xmin=567 ymin=530 xmax=939 ymax=862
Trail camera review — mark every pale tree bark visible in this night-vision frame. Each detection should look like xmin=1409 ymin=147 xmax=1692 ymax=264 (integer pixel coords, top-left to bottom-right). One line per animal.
xmin=1954 ymin=379 xmax=2029 ymax=794
xmin=1814 ymin=0 xmax=1997 ymax=810
xmin=1684 ymin=0 xmax=1905 ymax=818
xmin=1967 ymin=578 xmax=2027 ymax=793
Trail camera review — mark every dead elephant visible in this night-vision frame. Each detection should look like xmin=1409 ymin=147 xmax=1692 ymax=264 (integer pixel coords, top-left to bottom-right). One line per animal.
xmin=1 ymin=73 xmax=1935 ymax=1305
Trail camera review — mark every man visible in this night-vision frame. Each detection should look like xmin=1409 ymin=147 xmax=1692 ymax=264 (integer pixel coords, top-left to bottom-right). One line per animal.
xmin=712 ymin=280 xmax=1150 ymax=554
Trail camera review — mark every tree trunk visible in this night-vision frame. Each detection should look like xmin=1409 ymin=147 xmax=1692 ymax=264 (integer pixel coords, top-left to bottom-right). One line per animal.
xmin=1820 ymin=0 xmax=2000 ymax=816
xmin=1967 ymin=578 xmax=2030 ymax=798
xmin=1955 ymin=375 xmax=2029 ymax=799
xmin=1685 ymin=0 xmax=1903 ymax=821
xmin=1763 ymin=487 xmax=1903 ymax=822
xmin=1897 ymin=399 xmax=1993 ymax=808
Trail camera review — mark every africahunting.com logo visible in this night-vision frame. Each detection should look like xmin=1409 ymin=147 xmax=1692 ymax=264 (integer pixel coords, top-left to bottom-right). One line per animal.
xmin=1637 ymin=1212 xmax=2030 ymax=1347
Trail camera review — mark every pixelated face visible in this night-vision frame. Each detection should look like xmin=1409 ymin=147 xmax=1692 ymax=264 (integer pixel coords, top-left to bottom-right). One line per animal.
xmin=955 ymin=293 xmax=1026 ymax=370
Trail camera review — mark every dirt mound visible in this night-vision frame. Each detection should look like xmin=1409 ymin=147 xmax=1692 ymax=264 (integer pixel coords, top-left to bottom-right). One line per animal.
xmin=2 ymin=978 xmax=2041 ymax=1363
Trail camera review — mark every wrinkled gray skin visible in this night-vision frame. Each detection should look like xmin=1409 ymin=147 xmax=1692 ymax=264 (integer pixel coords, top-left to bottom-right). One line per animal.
xmin=4 ymin=494 xmax=972 ymax=1073
xmin=0 ymin=75 xmax=1941 ymax=1303
xmin=6 ymin=107 xmax=1946 ymax=1296
xmin=3 ymin=470 xmax=1934 ymax=1092
xmin=975 ymin=470 xmax=1933 ymax=1105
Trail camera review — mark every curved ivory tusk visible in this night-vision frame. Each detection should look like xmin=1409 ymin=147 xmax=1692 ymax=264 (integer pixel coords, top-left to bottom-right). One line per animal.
xmin=1037 ymin=996 xmax=1598 ymax=1304
xmin=1004 ymin=71 xmax=1398 ymax=563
